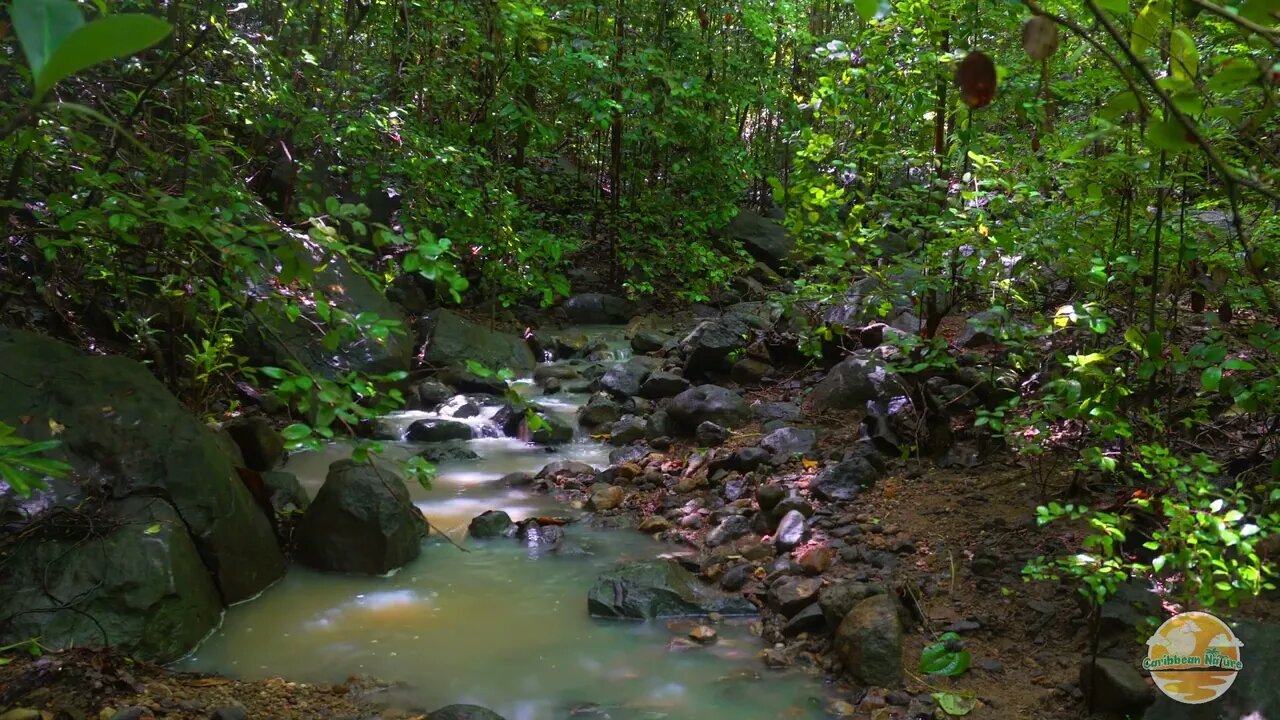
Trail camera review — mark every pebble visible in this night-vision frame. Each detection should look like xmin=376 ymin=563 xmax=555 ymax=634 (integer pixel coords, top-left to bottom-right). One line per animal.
xmin=107 ymin=708 xmax=147 ymax=720
xmin=0 ymin=710 xmax=42 ymax=720
xmin=689 ymin=625 xmax=718 ymax=643
xmin=209 ymin=708 xmax=247 ymax=720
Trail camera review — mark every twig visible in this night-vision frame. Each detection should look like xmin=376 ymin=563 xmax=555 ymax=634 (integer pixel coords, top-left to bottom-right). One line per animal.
xmin=1190 ymin=0 xmax=1279 ymax=46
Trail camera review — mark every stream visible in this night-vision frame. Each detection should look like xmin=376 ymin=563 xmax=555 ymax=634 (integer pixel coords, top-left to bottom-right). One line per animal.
xmin=177 ymin=329 xmax=828 ymax=720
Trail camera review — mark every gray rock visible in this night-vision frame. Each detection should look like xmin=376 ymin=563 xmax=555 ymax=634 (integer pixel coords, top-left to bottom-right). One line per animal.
xmin=224 ymin=417 xmax=284 ymax=471
xmin=767 ymin=576 xmax=823 ymax=618
xmin=955 ymin=309 xmax=1011 ymax=349
xmin=811 ymin=457 xmax=880 ymax=502
xmin=756 ymin=485 xmax=786 ymax=512
xmin=609 ymin=416 xmax=648 ymax=445
xmin=638 ymin=370 xmax=691 ymax=399
xmin=819 ymin=582 xmax=884 ymax=630
xmin=563 ymin=293 xmax=636 ymax=325
xmin=501 ymin=471 xmax=535 ymax=487
xmin=695 ymin=421 xmax=730 ymax=446
xmin=294 ymin=459 xmax=426 ymax=575
xmin=0 ymin=329 xmax=283 ymax=604
xmin=469 ymin=510 xmax=517 ymax=539
xmin=730 ymin=358 xmax=773 ymax=384
xmin=1081 ymin=657 xmax=1154 ymax=712
xmin=538 ymin=460 xmax=596 ymax=479
xmin=719 ymin=446 xmax=769 ymax=472
xmin=808 ymin=351 xmax=906 ymax=411
xmin=609 ymin=445 xmax=651 ymax=465
xmin=835 ymin=594 xmax=904 ymax=687
xmin=517 ymin=520 xmax=565 ymax=549
xmin=601 ymin=360 xmax=651 ymax=398
xmin=578 ymin=394 xmax=624 ymax=430
xmin=774 ymin=510 xmax=807 ymax=550
xmin=504 ymin=407 xmax=573 ymax=445
xmin=408 ymin=379 xmax=454 ymax=409
xmin=587 ymin=560 xmax=756 ymax=619
xmin=681 ymin=319 xmax=749 ymax=378
xmin=418 ymin=309 xmax=536 ymax=374
xmin=752 ymin=401 xmax=802 ymax=423
xmin=631 ymin=329 xmax=672 ymax=354
xmin=667 ymin=385 xmax=750 ymax=435
xmin=783 ymin=603 xmax=827 ymax=637
xmin=773 ymin=496 xmax=814 ymax=518
xmin=210 ymin=707 xmax=248 ymax=720
xmin=645 ymin=410 xmax=675 ymax=440
xmin=706 ymin=515 xmax=752 ymax=547
xmin=723 ymin=209 xmax=796 ymax=270
xmin=436 ymin=365 xmax=509 ymax=396
xmin=720 ymin=563 xmax=753 ymax=591
xmin=261 ymin=471 xmax=310 ymax=514
xmin=429 ymin=705 xmax=508 ymax=720
xmin=760 ymin=427 xmax=816 ymax=457
xmin=405 ymin=418 xmax=473 ymax=443
xmin=0 ymin=497 xmax=222 ymax=662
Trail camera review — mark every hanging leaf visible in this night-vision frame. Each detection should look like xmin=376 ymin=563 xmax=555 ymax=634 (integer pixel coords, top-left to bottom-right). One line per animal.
xmin=10 ymin=0 xmax=84 ymax=80
xmin=956 ymin=52 xmax=997 ymax=109
xmin=920 ymin=632 xmax=972 ymax=675
xmin=1169 ymin=27 xmax=1199 ymax=80
xmin=1132 ymin=0 xmax=1167 ymax=55
xmin=1022 ymin=16 xmax=1060 ymax=60
xmin=932 ymin=692 xmax=978 ymax=716
xmin=1205 ymin=60 xmax=1260 ymax=93
xmin=854 ymin=0 xmax=892 ymax=22
xmin=1096 ymin=0 xmax=1130 ymax=15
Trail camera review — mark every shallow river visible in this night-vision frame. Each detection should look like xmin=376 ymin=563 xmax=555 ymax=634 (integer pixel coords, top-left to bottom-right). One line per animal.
xmin=177 ymin=331 xmax=828 ymax=719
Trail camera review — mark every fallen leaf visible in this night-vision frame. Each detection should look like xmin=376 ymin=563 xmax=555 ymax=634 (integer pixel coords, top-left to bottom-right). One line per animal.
xmin=183 ymin=677 xmax=231 ymax=687
xmin=801 ymin=458 xmax=819 ymax=470
xmin=48 ymin=419 xmax=65 ymax=435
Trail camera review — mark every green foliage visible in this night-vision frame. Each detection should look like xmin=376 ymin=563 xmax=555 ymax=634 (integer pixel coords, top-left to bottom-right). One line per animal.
xmin=919 ymin=632 xmax=971 ymax=676
xmin=0 ymin=421 xmax=71 ymax=498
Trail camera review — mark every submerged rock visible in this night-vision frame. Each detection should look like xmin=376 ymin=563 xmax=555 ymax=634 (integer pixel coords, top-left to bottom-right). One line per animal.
xmin=294 ymin=459 xmax=427 ymax=575
xmin=469 ymin=510 xmax=517 ymax=539
xmin=429 ymin=705 xmax=508 ymax=720
xmin=587 ymin=560 xmax=755 ymax=619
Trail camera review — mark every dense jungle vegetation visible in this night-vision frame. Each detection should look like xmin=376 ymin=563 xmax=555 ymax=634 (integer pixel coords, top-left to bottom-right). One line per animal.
xmin=1 ymin=0 xmax=1278 ymax=638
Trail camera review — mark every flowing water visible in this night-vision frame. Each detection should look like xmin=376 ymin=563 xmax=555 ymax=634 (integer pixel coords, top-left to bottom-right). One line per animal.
xmin=177 ymin=329 xmax=828 ymax=719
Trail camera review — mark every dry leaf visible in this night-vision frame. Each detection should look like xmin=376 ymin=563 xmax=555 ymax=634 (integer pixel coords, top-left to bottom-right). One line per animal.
xmin=801 ymin=458 xmax=819 ymax=470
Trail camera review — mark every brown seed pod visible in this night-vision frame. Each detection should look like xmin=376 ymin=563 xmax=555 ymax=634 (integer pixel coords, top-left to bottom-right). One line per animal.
xmin=1190 ymin=291 xmax=1205 ymax=313
xmin=956 ymin=51 xmax=998 ymax=109
xmin=1022 ymin=16 xmax=1060 ymax=60
xmin=1218 ymin=301 xmax=1233 ymax=324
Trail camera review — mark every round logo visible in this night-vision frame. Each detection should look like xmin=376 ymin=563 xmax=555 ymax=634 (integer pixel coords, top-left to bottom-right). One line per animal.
xmin=1144 ymin=611 xmax=1244 ymax=704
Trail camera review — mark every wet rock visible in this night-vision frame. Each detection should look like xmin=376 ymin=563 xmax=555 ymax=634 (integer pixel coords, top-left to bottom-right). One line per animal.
xmin=108 ymin=708 xmax=147 ymax=720
xmin=706 ymin=515 xmax=752 ymax=547
xmin=680 ymin=318 xmax=750 ymax=378
xmin=405 ymin=419 xmax=473 ymax=443
xmin=578 ymin=394 xmax=624 ymax=430
xmin=835 ymin=594 xmax=903 ymax=687
xmin=469 ymin=510 xmax=517 ymax=539
xmin=590 ymin=483 xmax=626 ymax=511
xmin=295 ymin=459 xmax=426 ymax=575
xmin=773 ymin=496 xmax=814 ymax=519
xmin=418 ymin=309 xmax=536 ymax=374
xmin=783 ymin=603 xmax=826 ymax=637
xmin=0 ymin=329 xmax=283 ymax=607
xmin=534 ymin=364 xmax=581 ymax=387
xmin=695 ymin=421 xmax=730 ymax=446
xmin=587 ymin=560 xmax=756 ymax=619
xmin=760 ymin=427 xmax=816 ymax=457
xmin=1081 ymin=658 xmax=1154 ymax=712
xmin=538 ymin=460 xmax=595 ymax=480
xmin=819 ymin=582 xmax=883 ymax=630
xmin=563 ymin=293 xmax=636 ymax=325
xmin=768 ymin=576 xmax=822 ymax=617
xmin=601 ymin=360 xmax=651 ymax=398
xmin=639 ymin=370 xmax=691 ymax=399
xmin=808 ymin=351 xmax=906 ymax=412
xmin=756 ymin=485 xmax=786 ymax=512
xmin=811 ymin=457 xmax=879 ymax=502
xmin=689 ymin=625 xmax=718 ymax=644
xmin=517 ymin=520 xmax=565 ymax=549
xmin=609 ymin=416 xmax=648 ymax=445
xmin=609 ymin=445 xmax=651 ymax=465
xmin=501 ymin=471 xmax=535 ymax=487
xmin=774 ymin=510 xmax=807 ymax=550
xmin=224 ymin=416 xmax=284 ymax=471
xmin=408 ymin=378 xmax=454 ymax=409
xmin=429 ymin=704 xmax=508 ymax=720
xmin=0 ymin=497 xmax=221 ymax=662
xmin=639 ymin=516 xmax=672 ymax=533
xmin=667 ymin=385 xmax=750 ymax=434
xmin=631 ymin=329 xmax=672 ymax=354
xmin=261 ymin=470 xmax=310 ymax=514
xmin=416 ymin=440 xmax=480 ymax=463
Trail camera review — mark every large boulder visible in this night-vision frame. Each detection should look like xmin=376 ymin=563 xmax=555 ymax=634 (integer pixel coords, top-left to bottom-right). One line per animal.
xmin=405 ymin=418 xmax=474 ymax=443
xmin=563 ymin=293 xmax=636 ymax=325
xmin=0 ymin=497 xmax=222 ymax=662
xmin=418 ymin=309 xmax=536 ymax=374
xmin=667 ymin=385 xmax=750 ymax=435
xmin=835 ymin=593 xmax=904 ymax=688
xmin=808 ymin=351 xmax=906 ymax=412
xmin=600 ymin=360 xmax=650 ymax=398
xmin=587 ymin=560 xmax=755 ymax=619
xmin=244 ymin=246 xmax=412 ymax=378
xmin=224 ymin=416 xmax=284 ymax=472
xmin=681 ymin=318 xmax=749 ymax=378
xmin=294 ymin=459 xmax=427 ymax=575
xmin=723 ymin=210 xmax=796 ymax=270
xmin=0 ymin=330 xmax=284 ymax=603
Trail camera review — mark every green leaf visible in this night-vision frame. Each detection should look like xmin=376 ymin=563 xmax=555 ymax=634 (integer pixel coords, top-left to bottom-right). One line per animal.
xmin=1169 ymin=27 xmax=1198 ymax=80
xmin=1201 ymin=366 xmax=1223 ymax=392
xmin=11 ymin=0 xmax=84 ymax=81
xmin=281 ymin=423 xmax=312 ymax=441
xmin=33 ymin=13 xmax=171 ymax=101
xmin=1096 ymin=0 xmax=1129 ymax=15
xmin=854 ymin=0 xmax=891 ymax=21
xmin=144 ymin=523 xmax=161 ymax=535
xmin=1132 ymin=0 xmax=1166 ymax=55
xmin=920 ymin=632 xmax=972 ymax=676
xmin=1147 ymin=116 xmax=1192 ymax=151
xmin=1205 ymin=60 xmax=1260 ymax=94
xmin=932 ymin=692 xmax=977 ymax=716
